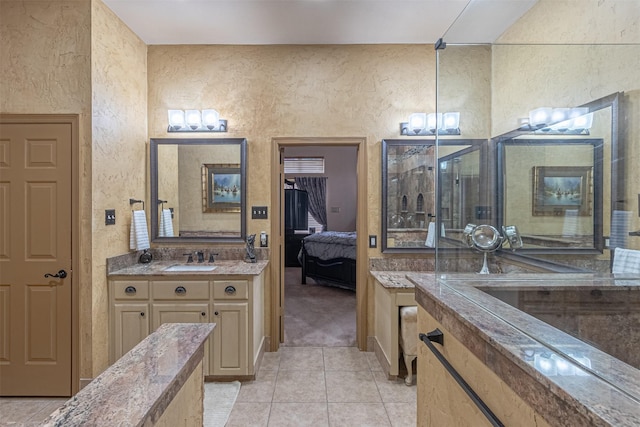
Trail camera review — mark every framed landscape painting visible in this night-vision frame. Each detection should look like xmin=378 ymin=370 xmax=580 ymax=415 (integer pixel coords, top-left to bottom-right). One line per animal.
xmin=532 ymin=166 xmax=592 ymax=216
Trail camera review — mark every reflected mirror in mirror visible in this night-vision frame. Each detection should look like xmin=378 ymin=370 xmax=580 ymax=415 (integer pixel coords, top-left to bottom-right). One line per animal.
xmin=497 ymin=138 xmax=603 ymax=252
xmin=150 ymin=138 xmax=247 ymax=243
xmin=381 ymin=139 xmax=485 ymax=252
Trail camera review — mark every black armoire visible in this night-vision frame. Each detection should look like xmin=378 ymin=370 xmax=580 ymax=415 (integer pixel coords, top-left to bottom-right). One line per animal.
xmin=284 ymin=189 xmax=309 ymax=266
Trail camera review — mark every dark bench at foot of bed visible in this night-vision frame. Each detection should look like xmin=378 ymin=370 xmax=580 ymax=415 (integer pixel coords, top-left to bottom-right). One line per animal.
xmin=301 ymin=252 xmax=356 ymax=291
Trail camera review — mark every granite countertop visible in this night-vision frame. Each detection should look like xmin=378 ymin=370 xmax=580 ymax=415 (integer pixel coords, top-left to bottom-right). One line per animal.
xmin=370 ymin=271 xmax=416 ymax=289
xmin=42 ymin=323 xmax=215 ymax=426
xmin=409 ymin=272 xmax=640 ymax=427
xmin=108 ymin=259 xmax=269 ymax=277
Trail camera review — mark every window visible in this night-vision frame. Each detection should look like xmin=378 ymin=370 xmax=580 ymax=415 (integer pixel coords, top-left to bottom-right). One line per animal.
xmin=284 ymin=157 xmax=325 ymax=174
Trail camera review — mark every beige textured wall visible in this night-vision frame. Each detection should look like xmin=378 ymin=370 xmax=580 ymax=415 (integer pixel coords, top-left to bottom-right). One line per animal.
xmin=177 ymin=144 xmax=241 ymax=233
xmin=147 ymin=44 xmax=437 ymax=253
xmin=90 ymin=0 xmax=147 ymax=375
xmin=492 ymin=0 xmax=640 ymax=250
xmin=0 ymin=0 xmax=94 ymax=379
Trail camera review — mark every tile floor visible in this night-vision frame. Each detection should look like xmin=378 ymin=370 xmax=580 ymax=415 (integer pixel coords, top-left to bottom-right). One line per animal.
xmin=227 ymin=346 xmax=416 ymax=427
xmin=0 ymin=346 xmax=416 ymax=427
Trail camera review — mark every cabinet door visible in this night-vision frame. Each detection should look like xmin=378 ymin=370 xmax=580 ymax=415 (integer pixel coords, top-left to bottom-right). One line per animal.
xmin=113 ymin=303 xmax=149 ymax=362
xmin=212 ymin=302 xmax=248 ymax=376
xmin=151 ymin=303 xmax=210 ymax=329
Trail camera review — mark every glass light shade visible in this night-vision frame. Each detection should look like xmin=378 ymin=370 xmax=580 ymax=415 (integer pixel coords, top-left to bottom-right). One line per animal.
xmin=529 ymin=107 xmax=553 ymax=126
xmin=551 ymin=108 xmax=570 ymax=123
xmin=569 ymin=112 xmax=594 ymax=130
xmin=202 ymin=109 xmax=220 ymax=130
xmin=185 ymin=109 xmax=202 ymax=130
xmin=427 ymin=113 xmax=442 ymax=131
xmin=408 ymin=113 xmax=427 ymax=133
xmin=442 ymin=112 xmax=460 ymax=130
xmin=168 ymin=110 xmax=185 ymax=129
xmin=534 ymin=353 xmax=557 ymax=376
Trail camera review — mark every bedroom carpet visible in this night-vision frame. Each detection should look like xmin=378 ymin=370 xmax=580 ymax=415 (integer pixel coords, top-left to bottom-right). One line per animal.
xmin=283 ymin=267 xmax=356 ymax=347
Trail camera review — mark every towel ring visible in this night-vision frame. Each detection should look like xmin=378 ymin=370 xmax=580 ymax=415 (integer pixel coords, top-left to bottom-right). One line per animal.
xmin=129 ymin=198 xmax=145 ymax=211
xmin=158 ymin=199 xmax=168 ymax=210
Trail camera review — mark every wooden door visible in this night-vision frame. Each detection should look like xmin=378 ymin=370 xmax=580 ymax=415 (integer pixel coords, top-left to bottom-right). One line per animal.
xmin=0 ymin=122 xmax=73 ymax=396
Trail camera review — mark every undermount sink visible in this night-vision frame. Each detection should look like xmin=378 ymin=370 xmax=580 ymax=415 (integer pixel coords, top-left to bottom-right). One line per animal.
xmin=163 ymin=264 xmax=217 ymax=272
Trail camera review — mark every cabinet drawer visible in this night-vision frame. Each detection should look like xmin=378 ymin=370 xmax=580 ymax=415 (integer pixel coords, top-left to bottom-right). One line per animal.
xmin=152 ymin=281 xmax=210 ymax=300
xmin=112 ymin=281 xmax=149 ymax=300
xmin=213 ymin=280 xmax=248 ymax=300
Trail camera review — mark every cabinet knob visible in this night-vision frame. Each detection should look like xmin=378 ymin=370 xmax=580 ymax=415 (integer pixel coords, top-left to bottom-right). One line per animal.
xmin=214 ymin=311 xmax=219 ymax=316
xmin=201 ymin=311 xmax=206 ymax=317
xmin=175 ymin=286 xmax=187 ymax=295
xmin=224 ymin=285 xmax=236 ymax=295
xmin=140 ymin=312 xmax=145 ymax=317
xmin=125 ymin=286 xmax=137 ymax=294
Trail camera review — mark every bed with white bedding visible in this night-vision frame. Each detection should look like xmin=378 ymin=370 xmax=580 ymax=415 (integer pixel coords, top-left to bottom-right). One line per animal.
xmin=298 ymin=231 xmax=357 ymax=291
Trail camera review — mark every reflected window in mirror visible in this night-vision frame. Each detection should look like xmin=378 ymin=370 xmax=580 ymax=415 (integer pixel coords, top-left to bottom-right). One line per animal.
xmin=150 ymin=138 xmax=247 ymax=243
xmin=381 ymin=138 xmax=486 ymax=252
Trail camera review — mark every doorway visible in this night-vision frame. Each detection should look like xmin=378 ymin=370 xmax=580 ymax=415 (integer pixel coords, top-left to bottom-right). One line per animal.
xmin=270 ymin=137 xmax=368 ymax=352
xmin=0 ymin=115 xmax=79 ymax=396
xmin=282 ymin=146 xmax=357 ymax=347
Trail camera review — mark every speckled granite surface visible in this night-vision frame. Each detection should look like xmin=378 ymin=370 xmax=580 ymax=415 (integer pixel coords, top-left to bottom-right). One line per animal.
xmin=108 ymin=259 xmax=268 ymax=277
xmin=370 ymin=271 xmax=416 ymax=289
xmin=410 ymin=273 xmax=640 ymax=427
xmin=41 ymin=323 xmax=215 ymax=426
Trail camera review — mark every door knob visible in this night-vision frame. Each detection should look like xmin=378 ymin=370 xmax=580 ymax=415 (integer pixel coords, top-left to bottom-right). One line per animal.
xmin=44 ymin=270 xmax=67 ymax=279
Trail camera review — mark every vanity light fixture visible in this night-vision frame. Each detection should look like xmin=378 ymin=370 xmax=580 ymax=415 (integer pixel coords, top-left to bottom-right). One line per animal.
xmin=400 ymin=112 xmax=460 ymax=136
xmin=167 ymin=109 xmax=227 ymax=132
xmin=525 ymin=107 xmax=593 ymax=134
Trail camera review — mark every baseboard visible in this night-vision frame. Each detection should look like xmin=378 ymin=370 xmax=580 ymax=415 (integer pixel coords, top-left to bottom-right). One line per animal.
xmin=253 ymin=336 xmax=268 ymax=373
xmin=372 ymin=337 xmax=396 ymax=380
xmin=79 ymin=378 xmax=93 ymax=390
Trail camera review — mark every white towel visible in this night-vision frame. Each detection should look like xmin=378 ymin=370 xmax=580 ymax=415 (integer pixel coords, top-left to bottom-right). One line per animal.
xmin=562 ymin=209 xmax=578 ymax=237
xmin=424 ymin=223 xmax=445 ymax=248
xmin=425 ymin=222 xmax=435 ymax=247
xmin=130 ymin=209 xmax=150 ymax=251
xmin=158 ymin=209 xmax=174 ymax=237
xmin=612 ymin=247 xmax=640 ymax=275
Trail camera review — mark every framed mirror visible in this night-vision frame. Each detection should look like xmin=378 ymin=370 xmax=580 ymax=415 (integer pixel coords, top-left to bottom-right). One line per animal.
xmin=497 ymin=138 xmax=604 ymax=252
xmin=150 ymin=138 xmax=247 ymax=243
xmin=381 ymin=138 xmax=486 ymax=252
xmin=494 ymin=92 xmax=619 ymax=255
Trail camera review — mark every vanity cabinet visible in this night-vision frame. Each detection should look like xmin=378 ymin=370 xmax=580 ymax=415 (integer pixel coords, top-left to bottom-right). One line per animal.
xmin=109 ymin=272 xmax=264 ymax=380
xmin=111 ymin=280 xmax=150 ymax=361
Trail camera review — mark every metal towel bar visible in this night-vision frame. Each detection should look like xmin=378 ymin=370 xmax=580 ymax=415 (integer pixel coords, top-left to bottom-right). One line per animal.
xmin=419 ymin=329 xmax=504 ymax=427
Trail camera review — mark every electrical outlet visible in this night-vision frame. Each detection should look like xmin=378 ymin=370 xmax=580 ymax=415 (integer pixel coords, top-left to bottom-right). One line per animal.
xmin=105 ymin=209 xmax=116 ymax=225
xmin=252 ymin=206 xmax=268 ymax=219
xmin=369 ymin=235 xmax=377 ymax=248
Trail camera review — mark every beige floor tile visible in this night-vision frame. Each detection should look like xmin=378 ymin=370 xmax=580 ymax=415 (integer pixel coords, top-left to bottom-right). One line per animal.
xmin=0 ymin=397 xmax=67 ymax=423
xmin=328 ymin=402 xmax=391 ymax=427
xmin=272 ymin=370 xmax=327 ymax=403
xmin=278 ymin=347 xmax=324 ymax=371
xmin=373 ymin=371 xmax=416 ymax=403
xmin=225 ymin=402 xmax=271 ymax=427
xmin=268 ymin=402 xmax=329 ymax=426
xmin=259 ymin=352 xmax=281 ymax=372
xmin=236 ymin=370 xmax=278 ymax=403
xmin=325 ymin=370 xmax=381 ymax=403
xmin=365 ymin=351 xmax=384 ymax=372
xmin=384 ymin=402 xmax=417 ymax=427
xmin=323 ymin=347 xmax=369 ymax=371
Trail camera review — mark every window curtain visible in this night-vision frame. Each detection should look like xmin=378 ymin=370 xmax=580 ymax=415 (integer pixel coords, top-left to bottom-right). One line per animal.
xmin=295 ymin=177 xmax=328 ymax=231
